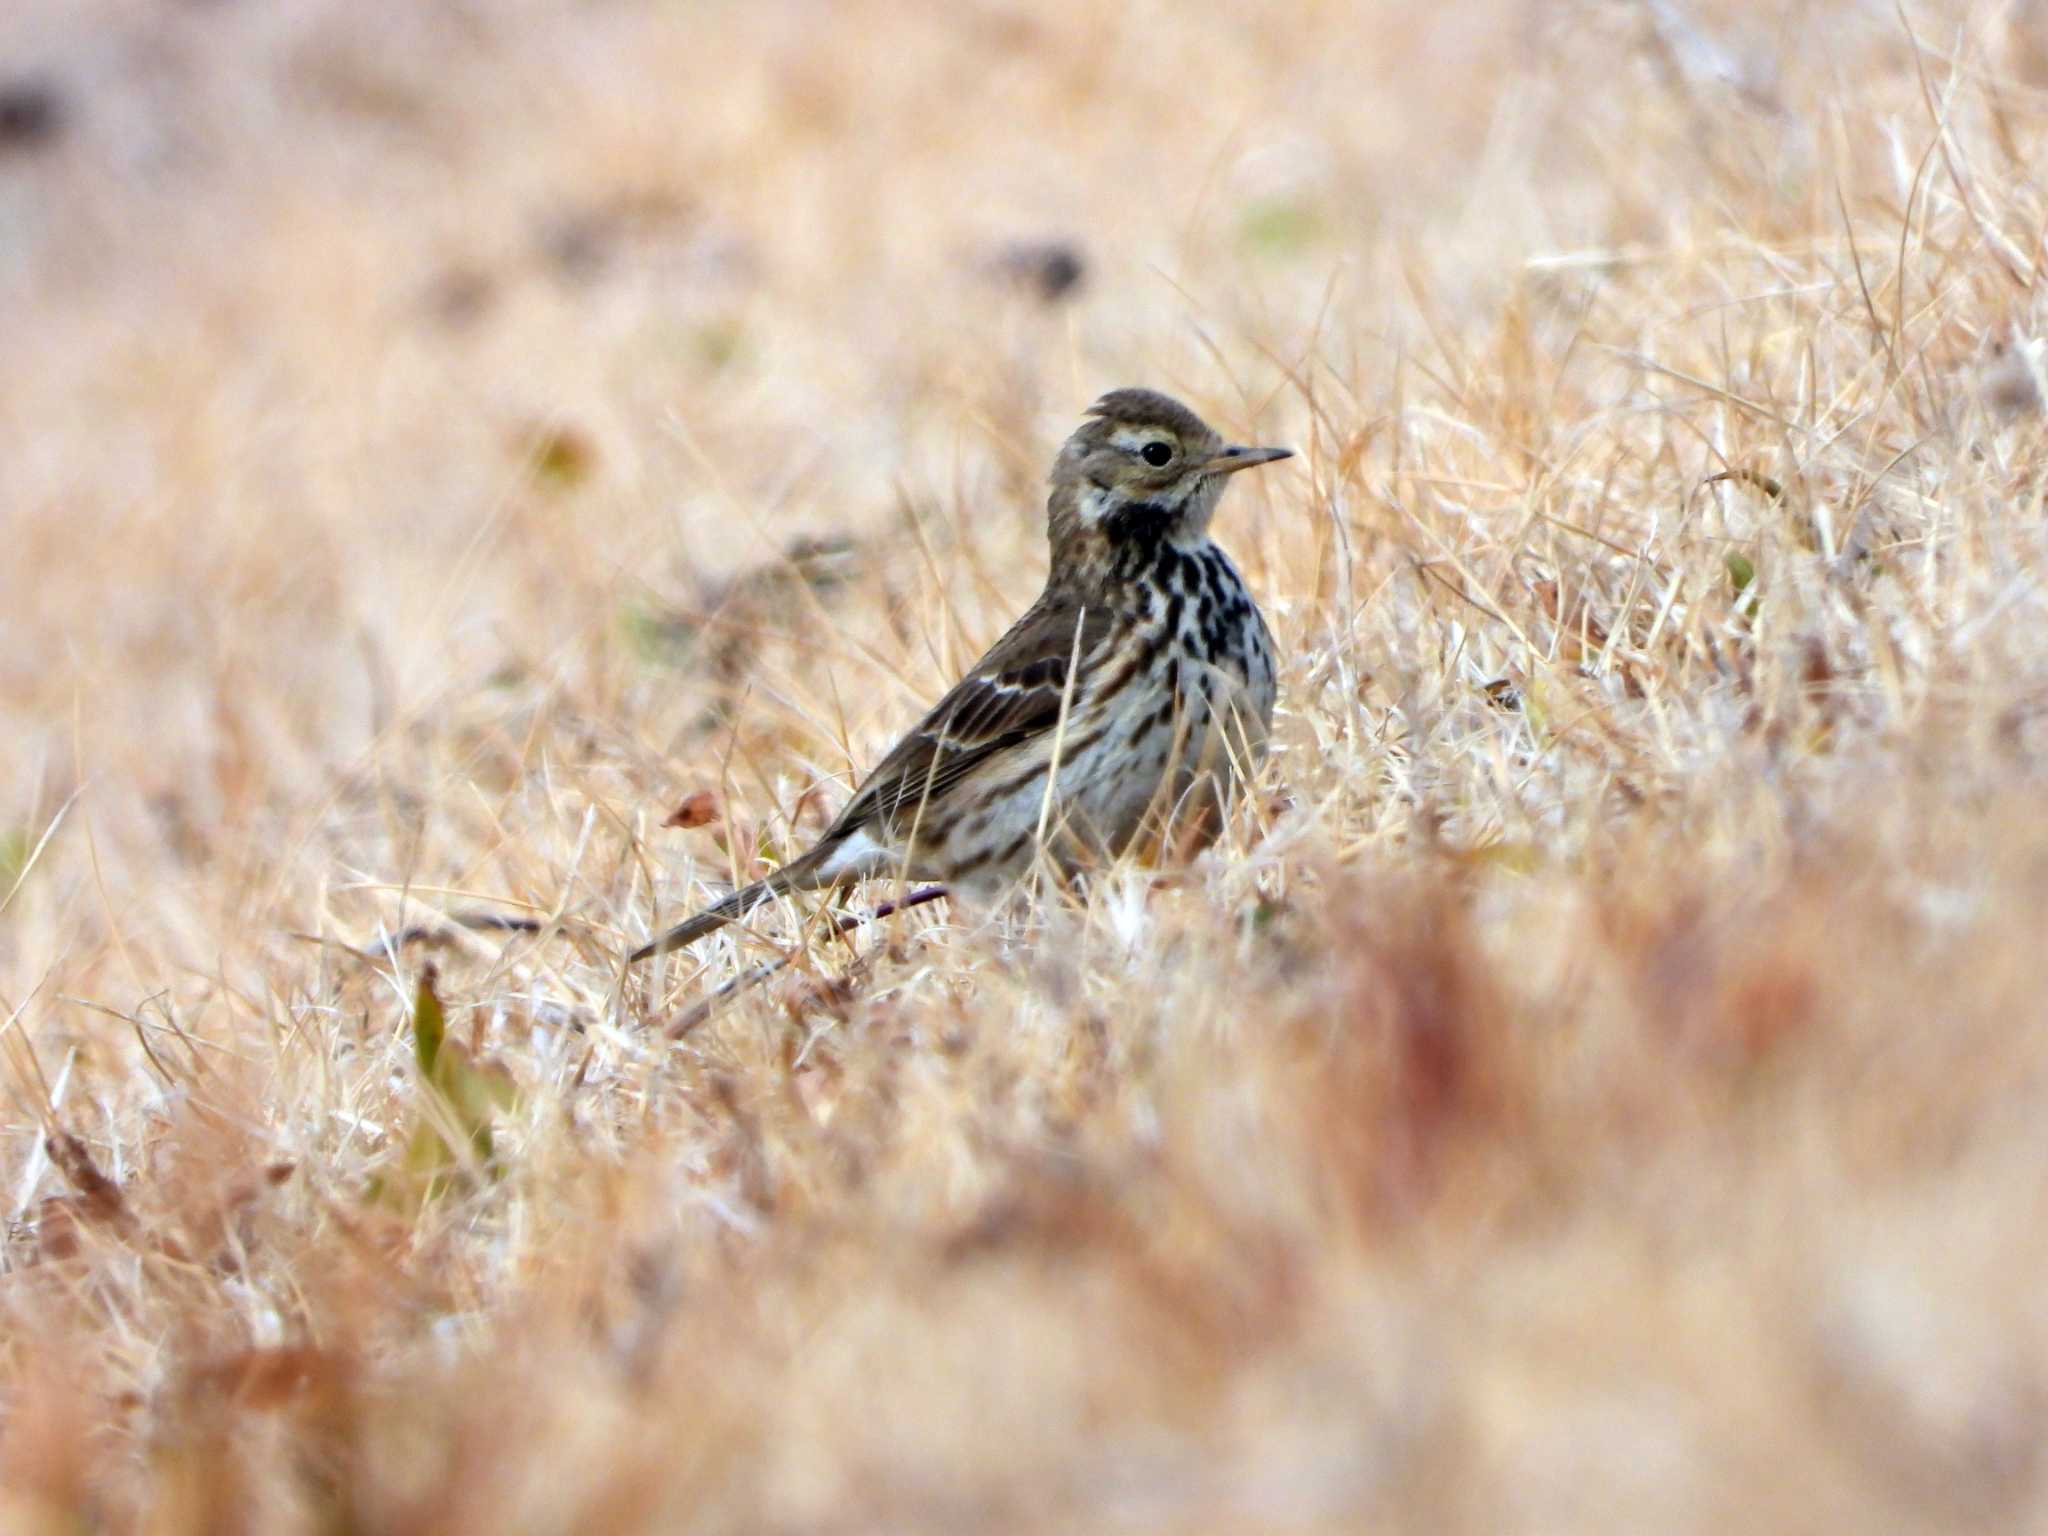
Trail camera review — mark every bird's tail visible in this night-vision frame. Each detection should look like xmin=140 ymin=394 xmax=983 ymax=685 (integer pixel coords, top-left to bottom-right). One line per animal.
xmin=628 ymin=846 xmax=831 ymax=963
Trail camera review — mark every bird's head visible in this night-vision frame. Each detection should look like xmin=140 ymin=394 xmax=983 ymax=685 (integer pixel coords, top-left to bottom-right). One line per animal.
xmin=1046 ymin=388 xmax=1291 ymax=571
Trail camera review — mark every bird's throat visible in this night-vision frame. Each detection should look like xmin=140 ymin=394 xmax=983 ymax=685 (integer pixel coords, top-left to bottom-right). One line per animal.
xmin=1098 ymin=495 xmax=1182 ymax=546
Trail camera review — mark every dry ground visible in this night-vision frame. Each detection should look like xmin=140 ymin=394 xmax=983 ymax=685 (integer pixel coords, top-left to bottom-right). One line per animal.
xmin=8 ymin=0 xmax=2048 ymax=1529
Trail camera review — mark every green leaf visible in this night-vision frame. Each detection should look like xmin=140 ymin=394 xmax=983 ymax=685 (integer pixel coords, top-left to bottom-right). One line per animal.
xmin=619 ymin=603 xmax=696 ymax=668
xmin=519 ymin=424 xmax=596 ymax=490
xmin=404 ymin=1119 xmax=455 ymax=1183
xmin=372 ymin=968 xmax=520 ymax=1207
xmin=1725 ymin=551 xmax=1756 ymax=594
xmin=413 ymin=968 xmax=445 ymax=1080
xmin=1239 ymin=198 xmax=1323 ymax=256
xmin=438 ymin=1043 xmax=517 ymax=1165
xmin=1468 ymin=840 xmax=1540 ymax=875
xmin=693 ymin=318 xmax=746 ymax=370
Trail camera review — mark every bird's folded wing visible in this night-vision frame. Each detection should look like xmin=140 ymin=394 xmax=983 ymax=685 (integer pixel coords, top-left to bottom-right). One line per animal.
xmin=836 ymin=597 xmax=1112 ymax=832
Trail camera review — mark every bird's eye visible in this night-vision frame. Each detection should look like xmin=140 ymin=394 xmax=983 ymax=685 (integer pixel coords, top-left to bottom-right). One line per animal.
xmin=1141 ymin=441 xmax=1174 ymax=467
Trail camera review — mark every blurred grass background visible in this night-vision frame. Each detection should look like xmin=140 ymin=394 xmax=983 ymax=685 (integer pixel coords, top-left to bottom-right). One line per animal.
xmin=9 ymin=0 xmax=2048 ymax=1530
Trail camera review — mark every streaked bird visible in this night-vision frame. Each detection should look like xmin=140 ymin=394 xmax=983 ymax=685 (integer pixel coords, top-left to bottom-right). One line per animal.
xmin=631 ymin=388 xmax=1292 ymax=961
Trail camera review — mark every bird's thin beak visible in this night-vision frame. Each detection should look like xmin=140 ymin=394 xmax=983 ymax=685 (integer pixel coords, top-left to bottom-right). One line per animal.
xmin=1208 ymin=444 xmax=1294 ymax=477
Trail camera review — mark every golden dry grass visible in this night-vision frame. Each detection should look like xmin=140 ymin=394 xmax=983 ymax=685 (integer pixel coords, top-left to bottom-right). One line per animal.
xmin=9 ymin=0 xmax=2048 ymax=1529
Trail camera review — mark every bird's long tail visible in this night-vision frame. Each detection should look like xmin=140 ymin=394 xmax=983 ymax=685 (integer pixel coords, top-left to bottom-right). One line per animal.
xmin=628 ymin=846 xmax=832 ymax=963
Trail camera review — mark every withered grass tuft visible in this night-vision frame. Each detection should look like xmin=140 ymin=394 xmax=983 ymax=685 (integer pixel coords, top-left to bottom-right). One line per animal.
xmin=7 ymin=1 xmax=2048 ymax=1529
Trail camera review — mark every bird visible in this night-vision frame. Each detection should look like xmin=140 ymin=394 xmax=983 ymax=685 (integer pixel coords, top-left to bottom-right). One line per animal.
xmin=630 ymin=388 xmax=1292 ymax=962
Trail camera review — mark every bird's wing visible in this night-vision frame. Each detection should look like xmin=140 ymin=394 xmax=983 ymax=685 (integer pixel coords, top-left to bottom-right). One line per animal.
xmin=833 ymin=593 xmax=1112 ymax=836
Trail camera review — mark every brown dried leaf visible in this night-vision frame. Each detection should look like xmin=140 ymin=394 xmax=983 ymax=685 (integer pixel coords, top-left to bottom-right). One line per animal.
xmin=195 ymin=1345 xmax=350 ymax=1411
xmin=662 ymin=791 xmax=719 ymax=830
xmin=46 ymin=1133 xmax=126 ymax=1226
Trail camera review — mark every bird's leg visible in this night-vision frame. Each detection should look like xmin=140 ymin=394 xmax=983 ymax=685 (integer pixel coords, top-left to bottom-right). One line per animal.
xmin=664 ymin=885 xmax=950 ymax=1038
xmin=843 ymin=884 xmax=949 ymax=932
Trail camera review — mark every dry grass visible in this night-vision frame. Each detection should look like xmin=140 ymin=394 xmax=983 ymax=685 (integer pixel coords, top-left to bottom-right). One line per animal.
xmin=8 ymin=0 xmax=2048 ymax=1528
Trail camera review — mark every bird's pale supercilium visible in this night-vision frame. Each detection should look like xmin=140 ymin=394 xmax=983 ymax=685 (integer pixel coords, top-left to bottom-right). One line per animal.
xmin=630 ymin=388 xmax=1293 ymax=961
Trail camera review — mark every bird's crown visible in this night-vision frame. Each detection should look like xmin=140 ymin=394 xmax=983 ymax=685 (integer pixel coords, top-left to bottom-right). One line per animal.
xmin=1057 ymin=389 xmax=1225 ymax=485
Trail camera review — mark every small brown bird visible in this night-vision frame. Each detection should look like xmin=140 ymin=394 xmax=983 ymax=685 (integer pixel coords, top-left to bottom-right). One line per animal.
xmin=631 ymin=389 xmax=1292 ymax=961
